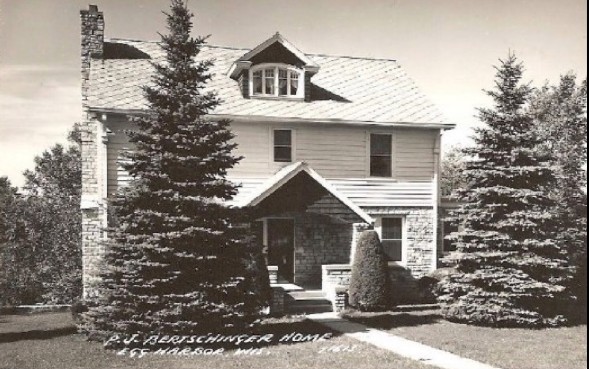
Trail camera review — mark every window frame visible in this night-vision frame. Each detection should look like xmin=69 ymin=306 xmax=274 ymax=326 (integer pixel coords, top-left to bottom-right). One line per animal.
xmin=249 ymin=63 xmax=304 ymax=99
xmin=368 ymin=132 xmax=394 ymax=178
xmin=375 ymin=216 xmax=406 ymax=264
xmin=271 ymin=128 xmax=295 ymax=163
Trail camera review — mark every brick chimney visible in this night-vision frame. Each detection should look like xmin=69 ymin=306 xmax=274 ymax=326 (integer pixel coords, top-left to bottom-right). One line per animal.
xmin=80 ymin=5 xmax=104 ymax=104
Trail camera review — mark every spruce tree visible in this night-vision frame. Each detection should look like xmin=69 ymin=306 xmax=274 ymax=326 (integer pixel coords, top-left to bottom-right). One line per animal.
xmin=84 ymin=0 xmax=270 ymax=338
xmin=530 ymin=75 xmax=587 ymax=308
xmin=437 ymin=54 xmax=573 ymax=327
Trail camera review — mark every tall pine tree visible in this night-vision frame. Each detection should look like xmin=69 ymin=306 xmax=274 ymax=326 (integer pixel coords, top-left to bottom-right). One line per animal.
xmin=530 ymin=75 xmax=587 ymax=309
xmin=84 ymin=0 xmax=270 ymax=338
xmin=437 ymin=54 xmax=573 ymax=327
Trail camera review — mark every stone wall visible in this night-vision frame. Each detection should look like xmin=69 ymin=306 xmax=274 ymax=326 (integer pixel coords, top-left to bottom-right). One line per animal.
xmin=267 ymin=265 xmax=278 ymax=285
xmin=321 ymin=206 xmax=437 ymax=305
xmin=321 ymin=264 xmax=352 ymax=302
xmin=293 ymin=213 xmax=353 ymax=287
xmin=80 ymin=5 xmax=105 ymax=299
xmin=321 ymin=264 xmax=429 ymax=305
xmin=367 ymin=206 xmax=436 ymax=278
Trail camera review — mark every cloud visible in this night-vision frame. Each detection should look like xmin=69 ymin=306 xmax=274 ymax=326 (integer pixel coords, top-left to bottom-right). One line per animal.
xmin=0 ymin=65 xmax=81 ymax=187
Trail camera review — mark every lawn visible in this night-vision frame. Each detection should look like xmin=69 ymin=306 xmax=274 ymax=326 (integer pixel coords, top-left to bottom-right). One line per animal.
xmin=345 ymin=309 xmax=588 ymax=369
xmin=0 ymin=312 xmax=430 ymax=369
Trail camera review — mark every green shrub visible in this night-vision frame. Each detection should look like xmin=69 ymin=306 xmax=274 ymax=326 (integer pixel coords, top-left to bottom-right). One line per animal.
xmin=348 ymin=230 xmax=390 ymax=311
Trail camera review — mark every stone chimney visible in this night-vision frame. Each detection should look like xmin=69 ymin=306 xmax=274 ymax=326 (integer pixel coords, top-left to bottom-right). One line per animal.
xmin=80 ymin=5 xmax=104 ymax=104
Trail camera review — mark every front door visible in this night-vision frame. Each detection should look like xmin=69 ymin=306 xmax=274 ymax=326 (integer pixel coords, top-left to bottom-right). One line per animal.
xmin=267 ymin=218 xmax=295 ymax=283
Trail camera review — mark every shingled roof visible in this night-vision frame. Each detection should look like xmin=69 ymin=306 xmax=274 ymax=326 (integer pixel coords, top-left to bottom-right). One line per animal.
xmin=88 ymin=38 xmax=452 ymax=127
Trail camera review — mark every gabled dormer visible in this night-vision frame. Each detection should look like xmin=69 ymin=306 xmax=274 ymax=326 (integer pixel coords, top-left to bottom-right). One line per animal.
xmin=228 ymin=33 xmax=320 ymax=102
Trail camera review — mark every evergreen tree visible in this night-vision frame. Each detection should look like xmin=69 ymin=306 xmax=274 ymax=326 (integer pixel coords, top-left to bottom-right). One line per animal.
xmin=84 ymin=0 xmax=270 ymax=338
xmin=437 ymin=54 xmax=573 ymax=327
xmin=530 ymin=75 xmax=587 ymax=308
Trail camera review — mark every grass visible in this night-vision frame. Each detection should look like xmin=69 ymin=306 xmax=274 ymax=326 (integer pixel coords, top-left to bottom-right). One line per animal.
xmin=345 ymin=309 xmax=588 ymax=369
xmin=0 ymin=312 xmax=431 ymax=369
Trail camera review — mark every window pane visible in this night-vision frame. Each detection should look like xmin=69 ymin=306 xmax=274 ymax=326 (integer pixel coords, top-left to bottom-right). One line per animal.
xmin=264 ymin=68 xmax=275 ymax=94
xmin=252 ymin=71 xmax=262 ymax=94
xmin=382 ymin=240 xmax=402 ymax=261
xmin=274 ymin=130 xmax=291 ymax=146
xmin=265 ymin=78 xmax=274 ymax=94
xmin=278 ymin=69 xmax=288 ymax=96
xmin=274 ymin=147 xmax=292 ymax=162
xmin=382 ymin=218 xmax=402 ymax=239
xmin=370 ymin=134 xmax=391 ymax=155
xmin=290 ymin=71 xmax=299 ymax=96
xmin=370 ymin=156 xmax=392 ymax=177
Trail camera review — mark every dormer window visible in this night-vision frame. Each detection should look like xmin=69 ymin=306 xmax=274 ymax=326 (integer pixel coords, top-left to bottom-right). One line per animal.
xmin=250 ymin=64 xmax=303 ymax=99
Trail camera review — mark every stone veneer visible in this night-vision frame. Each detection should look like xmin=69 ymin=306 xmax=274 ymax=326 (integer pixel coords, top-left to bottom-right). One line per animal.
xmin=368 ymin=206 xmax=436 ymax=278
xmin=289 ymin=212 xmax=354 ymax=288
xmin=321 ymin=264 xmax=352 ymax=302
xmin=258 ymin=186 xmax=367 ymax=288
xmin=321 ymin=206 xmax=437 ymax=305
xmin=80 ymin=5 xmax=105 ymax=299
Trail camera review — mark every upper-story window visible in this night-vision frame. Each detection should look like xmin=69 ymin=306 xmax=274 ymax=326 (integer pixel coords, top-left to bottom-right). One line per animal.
xmin=370 ymin=133 xmax=392 ymax=177
xmin=274 ymin=129 xmax=293 ymax=162
xmin=250 ymin=64 xmax=303 ymax=99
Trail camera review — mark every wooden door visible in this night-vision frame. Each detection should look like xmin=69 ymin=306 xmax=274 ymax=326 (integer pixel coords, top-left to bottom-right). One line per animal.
xmin=267 ymin=218 xmax=295 ymax=283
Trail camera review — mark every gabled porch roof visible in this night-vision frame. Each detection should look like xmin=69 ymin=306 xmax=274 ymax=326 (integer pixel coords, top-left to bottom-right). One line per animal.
xmin=237 ymin=162 xmax=374 ymax=224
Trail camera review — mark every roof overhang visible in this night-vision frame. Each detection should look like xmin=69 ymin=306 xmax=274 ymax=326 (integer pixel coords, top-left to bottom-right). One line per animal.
xmin=239 ymin=161 xmax=374 ymax=224
xmin=86 ymin=108 xmax=456 ymax=130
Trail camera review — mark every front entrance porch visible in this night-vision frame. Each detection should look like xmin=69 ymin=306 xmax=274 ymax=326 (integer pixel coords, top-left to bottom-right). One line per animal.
xmin=245 ymin=162 xmax=373 ymax=290
xmin=258 ymin=212 xmax=361 ymax=289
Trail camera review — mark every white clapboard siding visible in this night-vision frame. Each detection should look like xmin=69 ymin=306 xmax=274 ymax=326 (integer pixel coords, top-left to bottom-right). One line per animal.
xmin=227 ymin=177 xmax=434 ymax=208
xmin=105 ymin=119 xmax=438 ymax=202
xmin=393 ymin=128 xmax=436 ymax=181
xmin=328 ymin=179 xmax=433 ymax=207
xmin=295 ymin=124 xmax=367 ymax=178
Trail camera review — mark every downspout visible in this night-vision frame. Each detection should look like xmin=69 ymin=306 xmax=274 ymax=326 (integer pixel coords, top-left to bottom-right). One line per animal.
xmin=432 ymin=131 xmax=442 ymax=271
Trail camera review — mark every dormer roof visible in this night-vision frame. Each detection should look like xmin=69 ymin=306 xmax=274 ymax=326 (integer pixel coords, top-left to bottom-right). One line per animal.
xmin=228 ymin=33 xmax=320 ymax=79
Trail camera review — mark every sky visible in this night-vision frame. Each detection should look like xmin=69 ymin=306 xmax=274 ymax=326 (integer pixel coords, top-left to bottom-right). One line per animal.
xmin=0 ymin=0 xmax=586 ymax=188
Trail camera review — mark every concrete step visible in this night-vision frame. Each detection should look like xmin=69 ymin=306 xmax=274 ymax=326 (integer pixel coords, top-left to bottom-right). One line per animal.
xmin=286 ymin=290 xmax=325 ymax=300
xmin=285 ymin=290 xmax=333 ymax=314
xmin=286 ymin=303 xmax=333 ymax=314
xmin=285 ymin=297 xmax=331 ymax=306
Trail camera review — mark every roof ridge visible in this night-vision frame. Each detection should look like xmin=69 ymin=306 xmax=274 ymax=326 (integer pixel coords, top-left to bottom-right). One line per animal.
xmin=106 ymin=37 xmax=398 ymax=63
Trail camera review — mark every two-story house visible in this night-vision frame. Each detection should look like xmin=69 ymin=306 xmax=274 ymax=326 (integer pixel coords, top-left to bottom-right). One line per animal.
xmin=80 ymin=5 xmax=454 ymax=304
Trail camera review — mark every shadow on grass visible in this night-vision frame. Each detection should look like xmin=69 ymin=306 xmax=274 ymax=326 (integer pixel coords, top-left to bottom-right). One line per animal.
xmin=0 ymin=326 xmax=77 ymax=344
xmin=345 ymin=312 xmax=442 ymax=330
